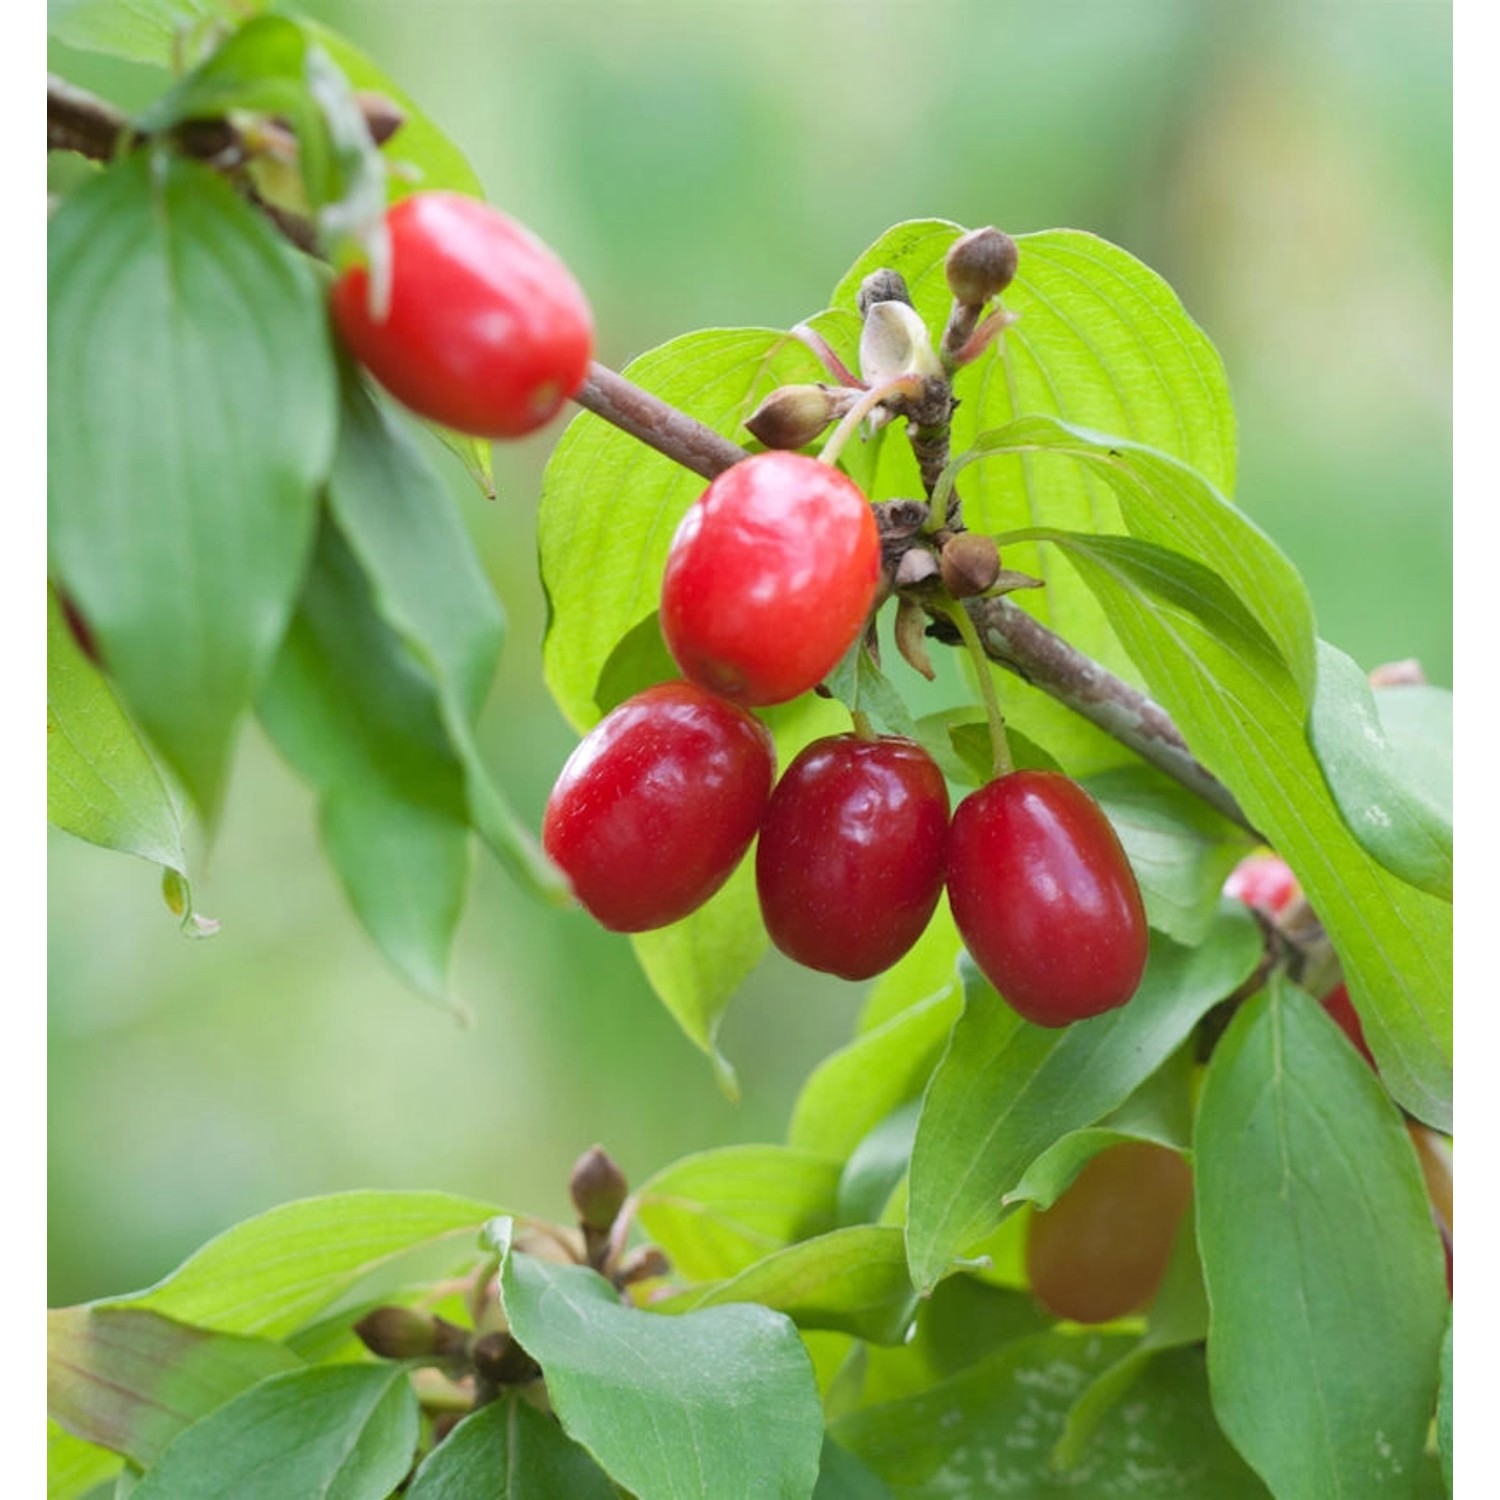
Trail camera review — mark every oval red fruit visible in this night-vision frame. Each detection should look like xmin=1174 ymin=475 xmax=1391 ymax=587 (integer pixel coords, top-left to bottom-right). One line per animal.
xmin=756 ymin=735 xmax=949 ymax=980
xmin=1321 ymin=981 xmax=1377 ymax=1070
xmin=1222 ymin=852 xmax=1300 ymax=917
xmin=331 ymin=192 xmax=593 ymax=439
xmin=946 ymin=770 xmax=1148 ymax=1026
xmin=660 ymin=452 xmax=880 ymax=706
xmin=543 ymin=683 xmax=774 ymax=932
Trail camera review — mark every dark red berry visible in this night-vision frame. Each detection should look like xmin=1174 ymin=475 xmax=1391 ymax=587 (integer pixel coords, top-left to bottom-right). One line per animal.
xmin=1321 ymin=981 xmax=1377 ymax=1070
xmin=331 ymin=192 xmax=593 ymax=439
xmin=660 ymin=452 xmax=880 ymax=707
xmin=543 ymin=683 xmax=774 ymax=932
xmin=756 ymin=735 xmax=949 ymax=980
xmin=946 ymin=770 xmax=1148 ymax=1026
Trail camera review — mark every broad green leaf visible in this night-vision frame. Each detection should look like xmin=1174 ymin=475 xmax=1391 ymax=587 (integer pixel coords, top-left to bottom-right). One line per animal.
xmin=1438 ymin=1314 xmax=1452 ymax=1493
xmin=907 ymin=904 xmax=1260 ymax=1292
xmin=48 ymin=1421 xmax=121 ymax=1500
xmin=108 ymin=1190 xmax=498 ymax=1338
xmin=1085 ymin=763 xmax=1257 ymax=946
xmin=666 ymin=1226 xmax=919 ymax=1345
xmin=325 ymin=371 xmax=566 ymax=905
xmin=857 ymin=1277 xmax=1052 ymax=1410
xmin=857 ymin=903 xmax=960 ymax=1033
xmin=636 ymin=1145 xmax=842 ymax=1284
xmin=49 ymin=152 xmax=336 ymax=818
xmin=593 ymin=610 xmax=678 ymax=716
xmin=790 ymin=980 xmax=962 ymax=1159
xmin=628 ymin=692 xmax=846 ymax=1085
xmin=490 ymin=1218 xmax=824 ymax=1500
xmin=48 ymin=1306 xmax=299 ymax=1467
xmin=540 ymin=328 xmax=822 ymax=733
xmin=837 ymin=1101 xmax=921 ymax=1226
xmin=1374 ymin=684 xmax=1452 ymax=823
xmin=1309 ymin=639 xmax=1452 ymax=898
xmin=1003 ymin=484 xmax=1450 ymax=1126
xmin=47 ymin=0 xmax=232 ymax=63
xmin=405 ymin=1396 xmax=616 ymax=1499
xmin=259 ymin=520 xmax=471 ymax=1004
xmin=822 ymin=641 xmax=921 ymax=740
xmin=815 ymin=1439 xmax=894 ymax=1499
xmin=834 ymin=1335 xmax=1266 ymax=1497
xmin=131 ymin=1364 xmax=418 ymax=1500
xmin=47 ymin=587 xmax=215 ymax=933
xmin=1195 ymin=981 xmax=1448 ymax=1500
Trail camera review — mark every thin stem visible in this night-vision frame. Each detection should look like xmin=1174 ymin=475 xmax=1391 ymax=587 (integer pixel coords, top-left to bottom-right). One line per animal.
xmin=850 ymin=708 xmax=877 ymax=742
xmin=946 ymin=600 xmax=1014 ymax=779
xmin=818 ymin=375 xmax=924 ymax=469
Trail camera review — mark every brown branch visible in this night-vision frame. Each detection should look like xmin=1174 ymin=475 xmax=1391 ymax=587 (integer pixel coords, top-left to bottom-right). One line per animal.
xmin=48 ymin=73 xmax=125 ymax=159
xmin=573 ymin=364 xmax=748 ymax=480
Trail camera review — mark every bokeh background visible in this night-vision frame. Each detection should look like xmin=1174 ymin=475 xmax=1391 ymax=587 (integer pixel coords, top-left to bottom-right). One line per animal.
xmin=48 ymin=0 xmax=1452 ymax=1305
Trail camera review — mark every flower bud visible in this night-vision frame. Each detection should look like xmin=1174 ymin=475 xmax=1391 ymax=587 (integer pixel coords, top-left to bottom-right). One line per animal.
xmin=745 ymin=384 xmax=850 ymax=449
xmin=940 ymin=533 xmax=1002 ymax=598
xmin=857 ymin=268 xmax=912 ymax=316
xmin=354 ymin=1306 xmax=463 ymax=1362
xmin=355 ymin=91 xmax=406 ymax=147
xmin=471 ymin=1330 xmax=541 ymax=1386
xmin=569 ymin=1145 xmax=629 ymax=1232
xmin=945 ymin=227 xmax=1018 ymax=306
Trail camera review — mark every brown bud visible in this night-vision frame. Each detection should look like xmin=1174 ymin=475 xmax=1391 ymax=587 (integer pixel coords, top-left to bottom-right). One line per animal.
xmin=569 ymin=1145 xmax=628 ymax=1232
xmin=745 ymin=384 xmax=850 ymax=449
xmin=615 ymin=1245 xmax=671 ymax=1286
xmin=895 ymin=598 xmax=936 ymax=681
xmin=471 ymin=1330 xmax=541 ymax=1386
xmin=857 ymin=268 xmax=913 ymax=316
xmin=355 ymin=90 xmax=406 ymax=147
xmin=945 ymin=227 xmax=1018 ymax=306
xmin=354 ymin=1306 xmax=464 ymax=1362
xmin=895 ymin=547 xmax=941 ymax=589
xmin=940 ymin=533 xmax=1002 ymax=598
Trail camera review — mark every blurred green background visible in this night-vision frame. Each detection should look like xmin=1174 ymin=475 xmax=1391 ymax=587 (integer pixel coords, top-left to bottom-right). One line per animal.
xmin=48 ymin=0 xmax=1451 ymax=1305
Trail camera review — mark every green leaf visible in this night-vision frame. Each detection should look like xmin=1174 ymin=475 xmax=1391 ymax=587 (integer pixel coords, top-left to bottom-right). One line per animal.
xmin=636 ymin=1145 xmax=841 ymax=1284
xmin=258 ymin=520 xmax=471 ymax=1005
xmin=665 ymin=1226 xmax=918 ymax=1345
xmin=628 ymin=692 xmax=847 ymax=1086
xmin=1438 ymin=1313 xmax=1452 ymax=1493
xmin=834 ymin=1335 xmax=1266 ymax=1497
xmin=490 ymin=1218 xmax=824 ymax=1500
xmin=837 ymin=1101 xmax=921 ymax=1227
xmin=324 ymin=370 xmax=566 ymax=906
xmin=1309 ymin=639 xmax=1452 ymax=898
xmin=48 ymin=1421 xmax=121 ymax=1500
xmin=107 ymin=1190 xmax=498 ymax=1337
xmin=906 ymin=903 xmax=1260 ymax=1293
xmin=593 ymin=610 xmax=678 ymax=717
xmin=1374 ymin=684 xmax=1452 ymax=823
xmin=815 ymin=1439 xmax=895 ymax=1499
xmin=131 ymin=1364 xmax=418 ymax=1500
xmin=48 ymin=152 xmax=337 ymax=818
xmin=48 ymin=0 xmax=232 ymax=64
xmin=1195 ymin=980 xmax=1449 ymax=1500
xmin=857 ymin=903 xmax=961 ymax=1033
xmin=48 ymin=1307 xmax=299 ymax=1468
xmin=991 ymin=464 xmax=1451 ymax=1126
xmin=822 ymin=641 xmax=921 ymax=740
xmin=47 ymin=587 xmax=216 ymax=933
xmin=1085 ymin=764 xmax=1257 ymax=946
xmin=405 ymin=1396 xmax=616 ymax=1499
xmin=789 ymin=980 xmax=962 ymax=1160
xmin=540 ymin=327 xmax=822 ymax=733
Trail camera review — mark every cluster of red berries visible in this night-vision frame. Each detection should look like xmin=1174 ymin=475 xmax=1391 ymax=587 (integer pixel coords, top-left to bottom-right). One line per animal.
xmin=543 ymin=448 xmax=1150 ymax=1029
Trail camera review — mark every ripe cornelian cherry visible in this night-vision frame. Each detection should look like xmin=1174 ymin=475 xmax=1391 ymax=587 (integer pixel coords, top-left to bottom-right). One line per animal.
xmin=543 ymin=683 xmax=774 ymax=932
xmin=1025 ymin=1141 xmax=1192 ymax=1324
xmin=946 ymin=770 xmax=1148 ymax=1026
xmin=756 ymin=735 xmax=949 ymax=981
xmin=660 ymin=452 xmax=881 ymax=707
xmin=1321 ymin=981 xmax=1377 ymax=1069
xmin=1222 ymin=851 xmax=1300 ymax=917
xmin=331 ymin=192 xmax=593 ymax=439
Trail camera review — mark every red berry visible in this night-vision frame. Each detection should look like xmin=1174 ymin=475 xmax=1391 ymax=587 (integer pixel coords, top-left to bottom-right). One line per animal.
xmin=1222 ymin=852 xmax=1300 ymax=916
xmin=331 ymin=192 xmax=593 ymax=439
xmin=1025 ymin=1141 xmax=1192 ymax=1324
xmin=660 ymin=452 xmax=880 ymax=706
xmin=756 ymin=735 xmax=949 ymax=980
xmin=1321 ymin=981 xmax=1377 ymax=1070
xmin=542 ymin=683 xmax=774 ymax=932
xmin=946 ymin=770 xmax=1148 ymax=1026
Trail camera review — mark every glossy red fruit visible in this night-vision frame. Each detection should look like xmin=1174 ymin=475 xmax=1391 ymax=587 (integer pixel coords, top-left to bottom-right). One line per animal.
xmin=756 ymin=735 xmax=949 ymax=981
xmin=1222 ymin=852 xmax=1300 ymax=917
xmin=946 ymin=770 xmax=1148 ymax=1026
xmin=1026 ymin=1141 xmax=1193 ymax=1324
xmin=542 ymin=683 xmax=774 ymax=932
xmin=660 ymin=452 xmax=880 ymax=707
xmin=331 ymin=192 xmax=593 ymax=439
xmin=1321 ymin=981 xmax=1377 ymax=1069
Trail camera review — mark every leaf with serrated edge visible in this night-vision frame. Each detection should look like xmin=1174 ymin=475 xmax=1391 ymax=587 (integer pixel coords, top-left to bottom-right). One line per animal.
xmin=906 ymin=904 xmax=1259 ymax=1293
xmin=106 ymin=1190 xmax=498 ymax=1338
xmin=1195 ymin=980 xmax=1448 ymax=1500
xmin=489 ymin=1217 xmax=824 ymax=1500
xmin=131 ymin=1364 xmax=418 ymax=1500
xmin=49 ymin=153 xmax=336 ymax=818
